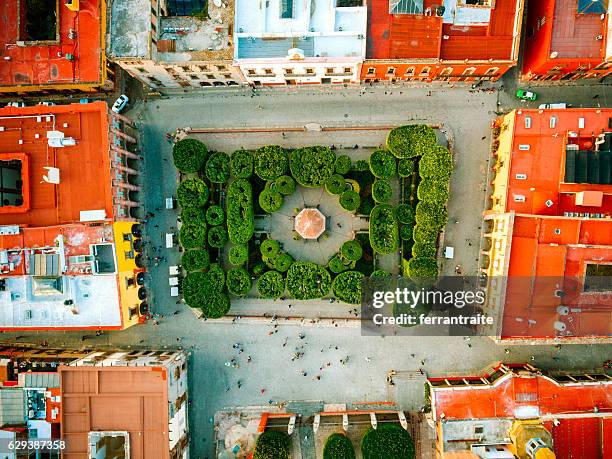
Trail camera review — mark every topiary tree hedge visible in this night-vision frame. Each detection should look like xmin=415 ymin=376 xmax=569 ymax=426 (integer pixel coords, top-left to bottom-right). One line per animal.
xmin=387 ymin=124 xmax=437 ymax=159
xmin=256 ymin=270 xmax=286 ymax=299
xmin=340 ymin=190 xmax=361 ymax=213
xmin=205 ymin=151 xmax=230 ymax=184
xmin=252 ymin=431 xmax=291 ymax=459
xmin=397 ymin=159 xmax=415 ymax=178
xmin=417 ymin=179 xmax=450 ymax=204
xmin=172 ymin=138 xmax=207 ymax=173
xmin=412 ymin=240 xmax=437 ymax=258
xmin=400 ymin=225 xmax=413 ymax=241
xmin=361 ymin=423 xmax=415 ymax=459
xmin=415 ymin=201 xmax=448 ymax=231
xmin=206 ymin=205 xmax=225 ymax=226
xmin=275 ymin=175 xmax=296 ymax=195
xmin=372 ymin=180 xmax=393 ymax=203
xmin=335 ymin=155 xmax=352 ymax=175
xmin=412 ymin=224 xmax=438 ymax=245
xmin=207 ymin=225 xmax=228 ymax=248
xmin=182 ymin=267 xmax=229 ymax=318
xmin=286 ymin=262 xmax=332 ymax=299
xmin=332 ymin=271 xmax=364 ymax=304
xmin=328 ymin=254 xmax=352 ymax=274
xmin=255 ymin=145 xmax=288 ymax=181
xmin=181 ymin=249 xmax=210 ymax=272
xmin=260 ymin=239 xmax=281 ymax=258
xmin=226 ymin=267 xmax=252 ymax=296
xmin=290 ymin=146 xmax=336 ymax=187
xmin=325 ymin=174 xmax=347 ymax=195
xmin=354 ymin=159 xmax=369 ymax=171
xmin=323 ymin=432 xmax=356 ymax=459
xmin=230 ymin=149 xmax=253 ymax=179
xmin=177 ymin=178 xmax=209 ymax=209
xmin=179 ymin=224 xmax=207 ymax=249
xmin=228 ymin=244 xmax=249 ymax=265
xmin=419 ymin=146 xmax=453 ymax=181
xmin=369 ymin=149 xmax=396 ymax=179
xmin=370 ymin=269 xmax=392 ymax=281
xmin=227 ymin=179 xmax=254 ymax=244
xmin=181 ymin=206 xmax=206 ymax=226
xmin=341 ymin=240 xmax=363 ymax=261
xmin=395 ymin=204 xmax=415 ymax=225
xmin=407 ymin=257 xmax=439 ymax=280
xmin=369 ymin=204 xmax=399 ymax=254
xmin=259 ymin=189 xmax=283 ymax=213
xmin=274 ymin=252 xmax=294 ymax=273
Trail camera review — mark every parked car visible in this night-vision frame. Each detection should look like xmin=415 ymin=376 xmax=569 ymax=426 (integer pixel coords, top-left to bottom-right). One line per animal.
xmin=79 ymin=98 xmax=92 ymax=104
xmin=111 ymin=95 xmax=129 ymax=113
xmin=538 ymin=103 xmax=567 ymax=109
xmin=6 ymin=101 xmax=25 ymax=108
xmin=516 ymin=89 xmax=537 ymax=101
xmin=38 ymin=101 xmax=55 ymax=106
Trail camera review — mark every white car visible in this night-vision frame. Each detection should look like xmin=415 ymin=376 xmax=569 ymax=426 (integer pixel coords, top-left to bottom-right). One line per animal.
xmin=6 ymin=101 xmax=25 ymax=108
xmin=111 ymin=94 xmax=129 ymax=113
xmin=538 ymin=103 xmax=567 ymax=109
xmin=38 ymin=101 xmax=55 ymax=106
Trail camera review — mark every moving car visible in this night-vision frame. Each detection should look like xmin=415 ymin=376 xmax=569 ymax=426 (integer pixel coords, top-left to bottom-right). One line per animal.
xmin=111 ymin=95 xmax=129 ymax=113
xmin=516 ymin=89 xmax=537 ymax=101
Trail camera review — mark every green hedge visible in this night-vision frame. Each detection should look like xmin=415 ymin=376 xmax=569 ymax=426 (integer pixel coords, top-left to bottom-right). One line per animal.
xmin=417 ymin=179 xmax=449 ymax=204
xmin=325 ymin=174 xmax=347 ymax=195
xmin=354 ymin=159 xmax=369 ymax=171
xmin=396 ymin=204 xmax=415 ymax=225
xmin=181 ymin=206 xmax=206 ymax=226
xmin=205 ymin=151 xmax=230 ymax=183
xmin=286 ymin=262 xmax=332 ymax=299
xmin=412 ymin=240 xmax=436 ymax=258
xmin=397 ymin=159 xmax=415 ymax=177
xmin=372 ymin=180 xmax=393 ymax=203
xmin=207 ymin=225 xmax=228 ymax=248
xmin=275 ymin=175 xmax=296 ymax=195
xmin=412 ymin=224 xmax=438 ymax=245
xmin=274 ymin=252 xmax=294 ymax=273
xmin=230 ymin=149 xmax=253 ymax=179
xmin=259 ymin=189 xmax=283 ymax=213
xmin=255 ymin=145 xmax=288 ymax=180
xmin=260 ymin=239 xmax=281 ymax=258
xmin=370 ymin=269 xmax=392 ymax=281
xmin=369 ymin=149 xmax=396 ymax=179
xmin=419 ymin=146 xmax=453 ymax=181
xmin=253 ymin=431 xmax=291 ymax=459
xmin=182 ymin=268 xmax=229 ymax=318
xmin=206 ymin=205 xmax=225 ymax=226
xmin=369 ymin=204 xmax=399 ymax=254
xmin=257 ymin=271 xmax=286 ymax=299
xmin=228 ymin=244 xmax=248 ymax=265
xmin=226 ymin=267 xmax=252 ymax=296
xmin=323 ymin=433 xmax=355 ymax=459
xmin=341 ymin=240 xmax=362 ymax=261
xmin=361 ymin=424 xmax=415 ymax=459
xmin=387 ymin=124 xmax=437 ymax=159
xmin=340 ymin=190 xmax=361 ymax=213
xmin=415 ymin=201 xmax=448 ymax=231
xmin=179 ymin=224 xmax=207 ymax=249
xmin=177 ymin=178 xmax=209 ymax=209
xmin=290 ymin=146 xmax=336 ymax=187
xmin=400 ymin=225 xmax=413 ymax=241
xmin=407 ymin=257 xmax=438 ymax=280
xmin=332 ymin=271 xmax=364 ymax=304
xmin=227 ymin=179 xmax=254 ymax=244
xmin=172 ymin=138 xmax=207 ymax=173
xmin=335 ymin=155 xmax=352 ymax=175
xmin=181 ymin=249 xmax=210 ymax=272
xmin=328 ymin=255 xmax=352 ymax=274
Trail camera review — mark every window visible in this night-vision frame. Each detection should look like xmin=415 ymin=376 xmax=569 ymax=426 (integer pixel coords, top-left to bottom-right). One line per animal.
xmin=0 ymin=159 xmax=24 ymax=208
xmin=326 ymin=68 xmax=335 ymax=74
xmin=264 ymin=68 xmax=273 ymax=75
xmin=247 ymin=69 xmax=256 ymax=75
xmin=584 ymin=264 xmax=612 ymax=292
xmin=285 ymin=68 xmax=294 ymax=75
xmin=306 ymin=68 xmax=315 ymax=74
xmin=344 ymin=67 xmax=351 ymax=73
xmin=474 ymin=425 xmax=484 ymax=435
xmin=216 ymin=64 xmax=227 ymax=71
xmin=440 ymin=67 xmax=453 ymax=76
xmin=485 ymin=67 xmax=499 ymax=75
xmin=207 ymin=74 xmax=216 ymax=79
xmin=199 ymin=81 xmax=212 ymax=86
xmin=136 ymin=67 xmax=147 ymax=73
xmin=405 ymin=67 xmax=415 ymax=77
xmin=178 ymin=81 xmax=190 ymax=87
xmin=386 ymin=67 xmax=396 ymax=75
xmin=367 ymin=67 xmax=375 ymax=75
xmin=524 ymin=116 xmax=532 ymax=129
xmin=181 ymin=66 xmax=190 ymax=72
xmin=198 ymin=65 xmax=208 ymax=71
xmin=189 ymin=75 xmax=198 ymax=80
xmin=420 ymin=66 xmax=430 ymax=75
xmin=462 ymin=67 xmax=476 ymax=76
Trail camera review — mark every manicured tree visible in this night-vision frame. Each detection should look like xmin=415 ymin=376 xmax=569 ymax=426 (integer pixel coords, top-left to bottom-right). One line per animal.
xmin=325 ymin=174 xmax=347 ymax=195
xmin=412 ymin=240 xmax=437 ymax=258
xmin=207 ymin=225 xmax=228 ymax=248
xmin=335 ymin=155 xmax=352 ymax=175
xmin=417 ymin=179 xmax=450 ymax=204
xmin=400 ymin=225 xmax=413 ymax=242
xmin=255 ymin=145 xmax=288 ymax=180
xmin=341 ymin=240 xmax=363 ymax=261
xmin=415 ymin=201 xmax=448 ymax=231
xmin=256 ymin=271 xmax=286 ymax=299
xmin=260 ymin=239 xmax=281 ymax=258
xmin=181 ymin=249 xmax=210 ymax=272
xmin=172 ymin=138 xmax=207 ymax=172
xmin=290 ymin=146 xmax=336 ymax=187
xmin=227 ymin=179 xmax=254 ymax=244
xmin=203 ymin=293 xmax=231 ymax=318
xmin=252 ymin=431 xmax=291 ymax=459
xmin=369 ymin=149 xmax=396 ymax=179
xmin=397 ymin=159 xmax=415 ymax=178
xmin=412 ymin=224 xmax=437 ymax=245
xmin=206 ymin=205 xmax=225 ymax=226
xmin=332 ymin=271 xmax=364 ymax=304
xmin=323 ymin=432 xmax=356 ymax=459
xmin=177 ymin=178 xmax=209 ymax=209
xmin=353 ymin=159 xmax=370 ymax=171
xmin=275 ymin=175 xmax=296 ymax=195
xmin=179 ymin=224 xmax=207 ymax=249
xmin=369 ymin=204 xmax=399 ymax=254
xmin=372 ymin=180 xmax=393 ymax=203
xmin=340 ymin=190 xmax=360 ymax=213
xmin=259 ymin=189 xmax=283 ymax=213
xmin=230 ymin=149 xmax=254 ymax=178
xmin=386 ymin=124 xmax=437 ymax=159
xmin=274 ymin=252 xmax=294 ymax=273
xmin=419 ymin=146 xmax=453 ymax=181
xmin=228 ymin=244 xmax=249 ymax=266
xmin=182 ymin=269 xmax=229 ymax=318
xmin=395 ymin=204 xmax=415 ymax=225
xmin=226 ymin=267 xmax=252 ymax=296
xmin=205 ymin=151 xmax=230 ymax=183
xmin=361 ymin=423 xmax=415 ymax=459
xmin=370 ymin=269 xmax=392 ymax=281
xmin=286 ymin=262 xmax=332 ymax=299
xmin=407 ymin=257 xmax=439 ymax=279
xmin=328 ymin=255 xmax=351 ymax=274
xmin=181 ymin=206 xmax=206 ymax=226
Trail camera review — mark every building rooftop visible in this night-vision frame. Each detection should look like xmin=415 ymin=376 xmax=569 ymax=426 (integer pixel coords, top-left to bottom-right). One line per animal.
xmin=0 ymin=0 xmax=107 ymax=91
xmin=235 ymin=0 xmax=367 ymax=60
xmin=366 ymin=0 xmax=520 ymax=61
xmin=0 ymin=102 xmax=114 ymax=227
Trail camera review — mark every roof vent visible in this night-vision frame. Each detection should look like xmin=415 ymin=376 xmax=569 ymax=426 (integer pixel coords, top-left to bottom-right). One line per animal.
xmin=554 ymin=228 xmax=561 ymax=235
xmin=550 ymin=51 xmax=558 ymax=58
xmin=545 ymin=199 xmax=554 ymax=207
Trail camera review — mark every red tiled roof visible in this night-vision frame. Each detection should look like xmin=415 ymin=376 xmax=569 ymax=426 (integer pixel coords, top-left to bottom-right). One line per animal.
xmin=550 ymin=0 xmax=607 ymax=59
